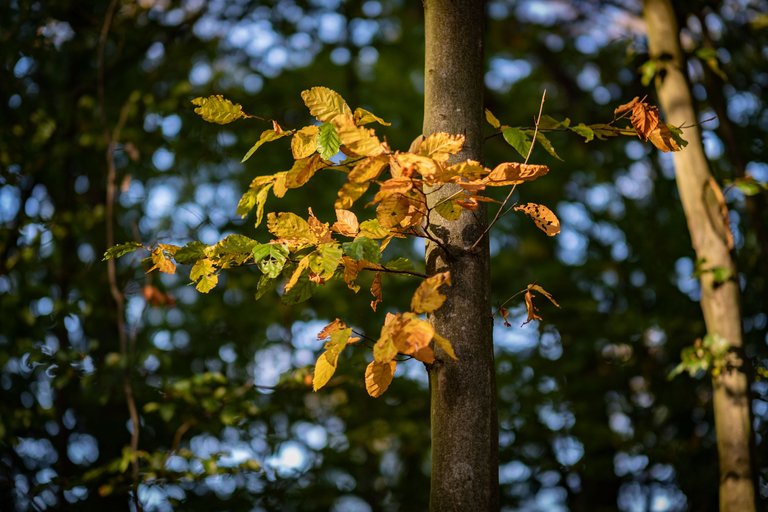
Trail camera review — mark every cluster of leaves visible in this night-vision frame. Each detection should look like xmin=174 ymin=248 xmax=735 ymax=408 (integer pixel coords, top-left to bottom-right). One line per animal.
xmin=668 ymin=333 xmax=735 ymax=379
xmin=107 ymin=87 xmax=688 ymax=397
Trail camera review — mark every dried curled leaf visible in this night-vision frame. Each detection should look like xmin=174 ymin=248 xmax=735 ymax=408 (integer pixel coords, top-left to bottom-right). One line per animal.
xmin=514 ymin=203 xmax=561 ymax=236
xmin=365 ymin=360 xmax=396 ymax=398
xmin=354 ymin=107 xmax=391 ymax=126
xmin=522 ymin=283 xmax=560 ymax=325
xmin=370 ymin=272 xmax=382 ymax=311
xmin=486 ymin=162 xmax=549 ymax=186
xmin=191 ymin=95 xmax=247 ymax=125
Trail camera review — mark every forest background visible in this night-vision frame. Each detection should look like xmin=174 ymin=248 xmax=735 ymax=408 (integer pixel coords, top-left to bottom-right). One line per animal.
xmin=1 ymin=0 xmax=767 ymax=510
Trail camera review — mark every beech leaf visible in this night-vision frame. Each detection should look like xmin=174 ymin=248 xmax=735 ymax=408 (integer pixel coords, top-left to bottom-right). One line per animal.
xmin=332 ymin=209 xmax=359 ymax=237
xmin=301 ymin=86 xmax=352 ymax=123
xmin=411 ymin=271 xmax=451 ymax=314
xmin=291 ymin=125 xmax=319 ymax=159
xmin=485 ymin=108 xmax=501 ymax=129
xmin=502 ymin=126 xmax=532 ymax=159
xmin=354 ymin=107 xmax=391 ymax=126
xmin=103 ymin=241 xmax=142 ymax=261
xmin=370 ymin=272 xmax=382 ymax=311
xmin=514 ymin=203 xmax=561 ymax=236
xmin=242 ymin=129 xmax=291 ymax=163
xmin=191 ymin=95 xmax=246 ymax=125
xmin=365 ymin=360 xmax=396 ymax=398
xmin=317 ymin=122 xmax=341 ymax=160
xmin=433 ymin=332 xmax=458 ymax=360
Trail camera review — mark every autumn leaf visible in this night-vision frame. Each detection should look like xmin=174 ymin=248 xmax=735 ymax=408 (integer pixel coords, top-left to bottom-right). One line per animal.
xmin=291 ymin=125 xmax=319 ymax=159
xmin=394 ymin=152 xmax=440 ymax=182
xmin=433 ymin=332 xmax=458 ymax=360
xmin=332 ymin=209 xmax=359 ymax=237
xmin=354 ymin=107 xmax=391 ymax=126
xmin=267 ymin=212 xmax=316 ymax=245
xmin=411 ymin=271 xmax=451 ymax=314
xmin=648 ymin=123 xmax=687 ymax=152
xmin=142 ymin=285 xmax=176 ymax=307
xmin=148 ymin=246 xmax=176 ymax=274
xmin=332 ymin=114 xmax=385 ymax=157
xmin=485 ymin=108 xmax=501 ymax=129
xmin=191 ymin=95 xmax=246 ymax=125
xmin=341 ymin=256 xmax=363 ymax=292
xmin=370 ymin=272 xmax=382 ymax=311
xmin=307 ymin=208 xmax=333 ymax=244
xmin=373 ymin=335 xmax=398 ymax=363
xmin=358 ymin=219 xmax=389 ymax=239
xmin=318 ymin=318 xmax=347 ymax=340
xmin=418 ymin=133 xmax=464 ymax=162
xmin=313 ymin=350 xmax=337 ymax=391
xmin=413 ymin=346 xmax=436 ymax=364
xmin=103 ymin=241 xmax=143 ymax=261
xmin=499 ymin=306 xmax=512 ymax=327
xmin=242 ymin=129 xmax=291 ymax=163
xmin=486 ymin=162 xmax=549 ymax=186
xmin=393 ymin=313 xmax=434 ymax=355
xmin=522 ymin=283 xmax=560 ymax=325
xmin=284 ymin=255 xmax=310 ymax=293
xmin=365 ymin=360 xmax=396 ymax=398
xmin=285 ymin=154 xmax=324 ymax=189
xmin=301 ymin=86 xmax=352 ymax=123
xmin=309 ymin=243 xmax=343 ymax=280
xmin=348 ymin=155 xmax=389 ymax=183
xmin=433 ymin=196 xmax=463 ymax=221
xmin=335 ymin=181 xmax=370 ymax=209
xmin=449 ymin=160 xmax=488 ymax=181
xmin=514 ymin=203 xmax=561 ymax=236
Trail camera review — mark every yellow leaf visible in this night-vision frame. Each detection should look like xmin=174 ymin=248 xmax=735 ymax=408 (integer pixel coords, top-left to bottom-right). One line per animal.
xmin=307 ymin=208 xmax=333 ymax=244
xmin=313 ymin=349 xmax=338 ymax=391
xmin=190 ymin=258 xmax=218 ymax=293
xmin=267 ymin=212 xmax=316 ymax=245
xmin=418 ymin=133 xmax=464 ymax=162
xmin=354 ymin=107 xmax=391 ymax=126
xmin=395 ymin=313 xmax=434 ymax=355
xmin=373 ymin=335 xmax=398 ymax=363
xmin=394 ymin=153 xmax=440 ymax=182
xmin=514 ymin=203 xmax=561 ymax=236
xmin=148 ymin=247 xmax=176 ymax=274
xmin=411 ymin=271 xmax=451 ymax=313
xmin=365 ymin=360 xmax=396 ymax=398
xmin=301 ymin=86 xmax=352 ymax=122
xmin=332 ymin=209 xmax=359 ymax=237
xmin=332 ymin=114 xmax=385 ymax=157
xmin=370 ymin=272 xmax=382 ymax=311
xmin=433 ymin=196 xmax=463 ymax=221
xmin=485 ymin=108 xmax=501 ymax=129
xmin=373 ymin=177 xmax=414 ymax=203
xmin=273 ymin=172 xmax=288 ymax=198
xmin=335 ymin=181 xmax=370 ymax=209
xmin=348 ymin=155 xmax=388 ymax=183
xmin=285 ymin=154 xmax=324 ymax=189
xmin=284 ymin=255 xmax=310 ymax=293
xmin=486 ymin=162 xmax=549 ymax=186
xmin=376 ymin=193 xmax=412 ymax=229
xmin=242 ymin=129 xmax=292 ymax=163
xmin=358 ymin=219 xmax=389 ymax=239
xmin=291 ymin=125 xmax=320 ymax=159
xmin=448 ymin=160 xmax=488 ymax=181
xmin=191 ymin=95 xmax=246 ymax=125
xmin=433 ymin=332 xmax=458 ymax=360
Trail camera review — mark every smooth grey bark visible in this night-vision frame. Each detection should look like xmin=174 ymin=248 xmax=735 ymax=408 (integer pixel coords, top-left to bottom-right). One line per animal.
xmin=422 ymin=0 xmax=499 ymax=509
xmin=643 ymin=1 xmax=757 ymax=510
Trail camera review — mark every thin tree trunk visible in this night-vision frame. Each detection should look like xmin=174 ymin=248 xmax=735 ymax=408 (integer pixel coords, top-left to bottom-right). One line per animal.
xmin=643 ymin=1 xmax=757 ymax=510
xmin=422 ymin=1 xmax=499 ymax=509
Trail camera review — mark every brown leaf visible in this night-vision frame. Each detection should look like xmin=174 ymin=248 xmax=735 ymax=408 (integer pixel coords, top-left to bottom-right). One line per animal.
xmin=630 ymin=101 xmax=660 ymax=141
xmin=318 ymin=318 xmax=347 ymax=340
xmin=332 ymin=209 xmax=359 ymax=237
xmin=486 ymin=162 xmax=549 ymax=186
xmin=370 ymin=272 xmax=382 ymax=311
xmin=523 ymin=288 xmax=541 ymax=325
xmin=514 ymin=203 xmax=561 ymax=236
xmin=499 ymin=306 xmax=511 ymax=327
xmin=142 ymin=285 xmax=176 ymax=307
xmin=614 ymin=96 xmax=640 ymax=116
xmin=413 ymin=346 xmax=436 ymax=364
xmin=647 ymin=123 xmax=684 ymax=152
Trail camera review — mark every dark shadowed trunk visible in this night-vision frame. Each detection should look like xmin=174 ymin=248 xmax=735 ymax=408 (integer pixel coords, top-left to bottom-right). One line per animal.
xmin=422 ymin=0 xmax=499 ymax=509
xmin=643 ymin=1 xmax=757 ymax=510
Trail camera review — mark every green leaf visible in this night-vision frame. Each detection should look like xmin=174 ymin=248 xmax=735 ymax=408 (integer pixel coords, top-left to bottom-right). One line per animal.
xmin=537 ymin=114 xmax=564 ymax=130
xmin=665 ymin=124 xmax=688 ymax=150
xmin=639 ymin=59 xmax=658 ymax=86
xmin=191 ymin=95 xmax=246 ymax=125
xmin=317 ymin=122 xmax=341 ymax=160
xmin=281 ymin=273 xmax=316 ymax=305
xmin=528 ymin=130 xmax=563 ymax=161
xmin=309 ymin=243 xmax=343 ymax=279
xmin=242 ymin=129 xmax=291 ymax=163
xmin=382 ymin=257 xmax=414 ymax=272
xmin=434 ymin=197 xmax=462 ymax=221
xmin=252 ymin=243 xmax=289 ymax=278
xmin=174 ymin=241 xmax=206 ymax=264
xmin=342 ymin=237 xmax=380 ymax=263
xmin=103 ymin=242 xmax=143 ymax=261
xmin=254 ymin=274 xmax=276 ymax=300
xmin=215 ymin=234 xmax=258 ymax=256
xmin=358 ymin=219 xmax=389 ymax=239
xmin=502 ymin=126 xmax=532 ymax=159
xmin=569 ymin=123 xmax=595 ymax=142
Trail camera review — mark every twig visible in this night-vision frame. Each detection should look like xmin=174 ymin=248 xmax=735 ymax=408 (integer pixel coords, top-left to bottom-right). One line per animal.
xmin=98 ymin=1 xmax=143 ymax=510
xmin=469 ymin=92 xmax=547 ymax=251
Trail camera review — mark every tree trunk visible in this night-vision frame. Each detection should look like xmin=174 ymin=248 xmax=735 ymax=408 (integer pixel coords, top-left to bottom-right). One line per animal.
xmin=643 ymin=1 xmax=757 ymax=511
xmin=422 ymin=1 xmax=499 ymax=509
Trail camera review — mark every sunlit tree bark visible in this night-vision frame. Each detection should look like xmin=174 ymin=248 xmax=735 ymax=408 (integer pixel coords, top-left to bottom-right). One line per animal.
xmin=422 ymin=0 xmax=499 ymax=509
xmin=643 ymin=1 xmax=757 ymax=510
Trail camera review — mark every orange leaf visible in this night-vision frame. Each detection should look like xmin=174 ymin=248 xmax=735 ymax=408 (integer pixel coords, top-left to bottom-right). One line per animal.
xmin=433 ymin=332 xmax=458 ymax=360
xmin=332 ymin=209 xmax=359 ymax=237
xmin=370 ymin=272 xmax=382 ymax=311
xmin=413 ymin=346 xmax=436 ymax=364
xmin=148 ymin=247 xmax=176 ymax=274
xmin=647 ymin=123 xmax=684 ymax=152
xmin=285 ymin=154 xmax=324 ymax=189
xmin=514 ymin=203 xmax=561 ymax=236
xmin=418 ymin=133 xmax=465 ymax=162
xmin=614 ymin=96 xmax=640 ymax=116
xmin=317 ymin=318 xmax=347 ymax=340
xmin=411 ymin=271 xmax=451 ymax=314
xmin=389 ymin=313 xmax=434 ymax=355
xmin=307 ymin=208 xmax=333 ymax=244
xmin=486 ymin=162 xmax=549 ymax=186
xmin=522 ymin=283 xmax=560 ymax=325
xmin=630 ymin=101 xmax=660 ymax=141
xmin=342 ymin=256 xmax=363 ymax=292
xmin=365 ymin=360 xmax=396 ymax=398
xmin=394 ymin=153 xmax=440 ymax=183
